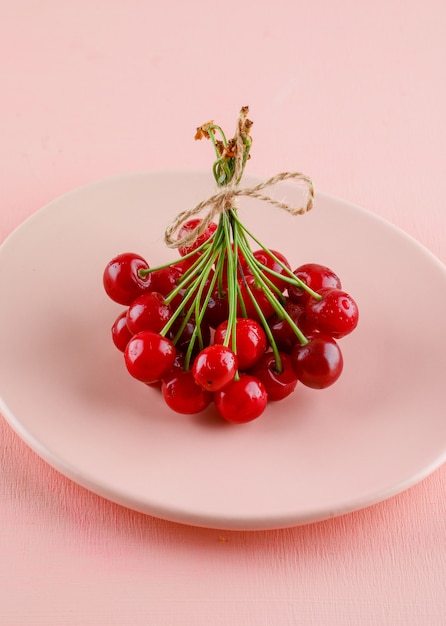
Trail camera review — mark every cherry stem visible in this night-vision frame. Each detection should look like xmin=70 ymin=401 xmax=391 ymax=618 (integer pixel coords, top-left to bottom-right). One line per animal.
xmin=137 ymin=231 xmax=218 ymax=279
xmin=230 ymin=213 xmax=322 ymax=301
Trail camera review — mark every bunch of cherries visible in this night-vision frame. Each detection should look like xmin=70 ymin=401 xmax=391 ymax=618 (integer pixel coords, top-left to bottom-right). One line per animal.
xmin=102 ymin=109 xmax=359 ymax=424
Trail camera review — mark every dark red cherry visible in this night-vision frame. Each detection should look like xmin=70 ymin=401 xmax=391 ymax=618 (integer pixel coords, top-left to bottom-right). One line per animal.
xmin=291 ymin=335 xmax=343 ymax=389
xmin=267 ymin=302 xmax=305 ymax=353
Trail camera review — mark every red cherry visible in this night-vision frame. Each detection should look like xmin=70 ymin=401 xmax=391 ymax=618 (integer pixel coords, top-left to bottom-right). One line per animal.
xmin=162 ymin=371 xmax=213 ymax=414
xmin=305 ymin=288 xmax=359 ymax=339
xmin=249 ymin=352 xmax=298 ymax=401
xmin=237 ymin=275 xmax=278 ymax=321
xmin=147 ymin=350 xmax=185 ymax=389
xmin=192 ymin=345 xmax=238 ymax=391
xmin=124 ymin=331 xmax=176 ymax=383
xmin=291 ymin=336 xmax=343 ymax=389
xmin=214 ymin=318 xmax=267 ymax=370
xmin=126 ymin=291 xmax=172 ymax=335
xmin=103 ymin=252 xmax=152 ymax=305
xmin=111 ymin=310 xmax=133 ymax=352
xmin=178 ymin=218 xmax=218 ymax=259
xmin=149 ymin=264 xmax=186 ymax=297
xmin=244 ymin=249 xmax=292 ymax=292
xmin=288 ymin=263 xmax=341 ymax=306
xmin=214 ymin=375 xmax=267 ymax=424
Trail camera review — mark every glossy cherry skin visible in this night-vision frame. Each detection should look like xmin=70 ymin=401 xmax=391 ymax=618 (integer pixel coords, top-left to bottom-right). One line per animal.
xmin=177 ymin=218 xmax=218 ymax=259
xmin=291 ymin=335 xmax=343 ymax=389
xmin=192 ymin=345 xmax=238 ymax=391
xmin=111 ymin=310 xmax=133 ymax=352
xmin=124 ymin=331 xmax=176 ymax=383
xmin=103 ymin=252 xmax=152 ymax=305
xmin=237 ymin=275 xmax=279 ymax=321
xmin=126 ymin=291 xmax=172 ymax=334
xmin=126 ymin=291 xmax=172 ymax=335
xmin=149 ymin=263 xmax=186 ymax=297
xmin=162 ymin=370 xmax=213 ymax=414
xmin=147 ymin=350 xmax=185 ymax=390
xmin=305 ymin=288 xmax=359 ymax=339
xmin=214 ymin=375 xmax=267 ymax=424
xmin=214 ymin=318 xmax=267 ymax=370
xmin=288 ymin=263 xmax=341 ymax=306
xmin=267 ymin=302 xmax=306 ymax=353
xmin=203 ymin=288 xmax=230 ymax=329
xmin=249 ymin=352 xmax=298 ymax=401
xmin=244 ymin=249 xmax=292 ymax=292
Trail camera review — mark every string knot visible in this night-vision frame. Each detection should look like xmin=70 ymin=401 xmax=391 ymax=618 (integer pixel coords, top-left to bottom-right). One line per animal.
xmin=164 ymin=171 xmax=314 ymax=249
xmin=164 ymin=106 xmax=314 ymax=249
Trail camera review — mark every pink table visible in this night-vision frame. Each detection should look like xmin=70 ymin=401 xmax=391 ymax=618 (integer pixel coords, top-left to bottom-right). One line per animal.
xmin=1 ymin=2 xmax=446 ymax=624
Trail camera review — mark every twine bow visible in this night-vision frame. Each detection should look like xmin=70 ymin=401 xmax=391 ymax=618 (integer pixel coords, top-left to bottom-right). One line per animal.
xmin=164 ymin=115 xmax=314 ymax=250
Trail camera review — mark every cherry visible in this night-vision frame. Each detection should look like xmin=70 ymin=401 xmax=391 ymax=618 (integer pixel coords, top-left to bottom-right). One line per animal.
xmin=237 ymin=274 xmax=278 ymax=321
xmin=168 ymin=316 xmax=211 ymax=356
xmin=244 ymin=249 xmax=292 ymax=292
xmin=203 ymin=288 xmax=230 ymax=329
xmin=291 ymin=335 xmax=343 ymax=389
xmin=177 ymin=218 xmax=218 ymax=259
xmin=288 ymin=263 xmax=341 ymax=306
xmin=214 ymin=374 xmax=267 ymax=423
xmin=103 ymin=252 xmax=152 ymax=305
xmin=149 ymin=263 xmax=186 ymax=297
xmin=249 ymin=352 xmax=298 ymax=401
xmin=147 ymin=350 xmax=185 ymax=389
xmin=126 ymin=291 xmax=172 ymax=335
xmin=305 ymin=288 xmax=359 ymax=339
xmin=175 ymin=269 xmax=215 ymax=313
xmin=111 ymin=310 xmax=133 ymax=352
xmin=162 ymin=370 xmax=213 ymax=414
xmin=214 ymin=317 xmax=267 ymax=370
xmin=192 ymin=345 xmax=238 ymax=391
xmin=216 ymin=246 xmax=246 ymax=289
xmin=267 ymin=301 xmax=306 ymax=353
xmin=124 ymin=330 xmax=176 ymax=383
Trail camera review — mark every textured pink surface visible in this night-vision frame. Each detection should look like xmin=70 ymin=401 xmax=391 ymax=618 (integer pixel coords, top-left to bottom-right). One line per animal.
xmin=1 ymin=1 xmax=446 ymax=624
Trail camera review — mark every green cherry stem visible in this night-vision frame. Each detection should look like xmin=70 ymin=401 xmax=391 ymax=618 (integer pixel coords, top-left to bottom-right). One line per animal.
xmin=234 ymin=222 xmax=309 ymax=347
xmin=221 ymin=211 xmax=239 ymax=359
xmin=137 ymin=231 xmax=218 ymax=279
xmin=230 ymin=212 xmax=322 ymax=301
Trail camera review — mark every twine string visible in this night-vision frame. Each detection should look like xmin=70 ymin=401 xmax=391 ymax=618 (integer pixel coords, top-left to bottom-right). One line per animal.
xmin=164 ymin=113 xmax=314 ymax=249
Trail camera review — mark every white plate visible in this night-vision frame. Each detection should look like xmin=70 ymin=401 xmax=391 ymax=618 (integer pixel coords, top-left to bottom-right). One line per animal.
xmin=1 ymin=170 xmax=446 ymax=530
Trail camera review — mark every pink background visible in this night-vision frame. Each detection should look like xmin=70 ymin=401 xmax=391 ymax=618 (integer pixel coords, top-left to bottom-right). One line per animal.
xmin=1 ymin=1 xmax=446 ymax=624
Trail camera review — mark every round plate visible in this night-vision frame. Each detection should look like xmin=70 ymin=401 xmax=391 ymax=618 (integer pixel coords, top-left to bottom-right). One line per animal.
xmin=1 ymin=170 xmax=446 ymax=530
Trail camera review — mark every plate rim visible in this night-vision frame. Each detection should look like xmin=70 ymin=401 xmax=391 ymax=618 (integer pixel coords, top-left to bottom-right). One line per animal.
xmin=1 ymin=168 xmax=446 ymax=531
